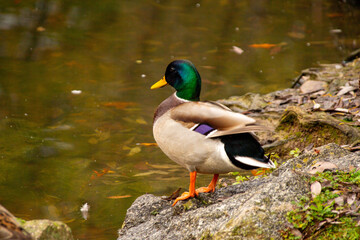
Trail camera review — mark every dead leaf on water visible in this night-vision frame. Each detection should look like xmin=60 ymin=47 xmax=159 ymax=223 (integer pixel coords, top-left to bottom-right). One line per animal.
xmin=133 ymin=170 xmax=169 ymax=177
xmin=107 ymin=195 xmax=132 ymax=199
xmin=326 ymin=13 xmax=343 ymax=18
xmin=202 ymin=79 xmax=224 ymax=86
xmin=91 ymin=168 xmax=112 ymax=180
xmin=287 ymin=31 xmax=305 ymax=39
xmin=36 ymin=26 xmax=46 ymax=32
xmin=88 ymin=137 xmax=98 ymax=144
xmin=127 ymin=146 xmax=141 ymax=156
xmin=136 ymin=143 xmax=158 ymax=146
xmin=311 ymin=181 xmax=322 ymax=198
xmin=249 ymin=43 xmax=277 ymax=49
xmin=136 ymin=117 xmax=147 ymax=125
xmin=147 ymin=163 xmax=179 ymax=169
xmin=102 ymin=102 xmax=136 ymax=109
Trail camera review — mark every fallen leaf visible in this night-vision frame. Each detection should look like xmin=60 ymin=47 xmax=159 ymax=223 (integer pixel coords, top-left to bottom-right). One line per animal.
xmin=300 ymin=80 xmax=327 ymax=94
xmin=102 ymin=102 xmax=136 ymax=109
xmin=249 ymin=43 xmax=277 ymax=49
xmin=335 ymin=108 xmax=349 ymax=113
xmin=162 ymin=188 xmax=182 ymax=200
xmin=36 ymin=26 xmax=46 ymax=32
xmin=327 ymin=13 xmax=343 ymax=18
xmin=311 ymin=181 xmax=322 ymax=197
xmin=250 ymin=169 xmax=269 ymax=176
xmin=334 ymin=196 xmax=344 ymax=206
xmin=146 ymin=163 xmax=178 ymax=169
xmin=287 ymin=31 xmax=305 ymax=39
xmin=88 ymin=137 xmax=98 ymax=144
xmin=127 ymin=146 xmax=141 ymax=156
xmin=95 ymin=129 xmax=110 ymax=141
xmin=308 ymin=161 xmax=338 ymax=174
xmin=202 ymin=79 xmax=224 ymax=85
xmin=136 ymin=142 xmax=158 ymax=146
xmin=133 ymin=170 xmax=169 ymax=177
xmin=91 ymin=168 xmax=111 ymax=180
xmin=107 ymin=195 xmax=132 ymax=199
xmin=347 ymin=193 xmax=356 ymax=205
xmin=269 ymin=45 xmax=284 ymax=55
xmin=290 ymin=228 xmax=303 ymax=238
xmin=136 ymin=117 xmax=147 ymax=125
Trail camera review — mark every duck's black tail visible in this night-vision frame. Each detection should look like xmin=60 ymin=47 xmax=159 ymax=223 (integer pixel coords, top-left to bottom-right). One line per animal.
xmin=220 ymin=133 xmax=275 ymax=170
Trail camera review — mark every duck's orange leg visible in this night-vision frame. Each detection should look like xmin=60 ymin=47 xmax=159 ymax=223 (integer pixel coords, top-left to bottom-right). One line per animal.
xmin=196 ymin=174 xmax=219 ymax=193
xmin=172 ymin=171 xmax=197 ymax=206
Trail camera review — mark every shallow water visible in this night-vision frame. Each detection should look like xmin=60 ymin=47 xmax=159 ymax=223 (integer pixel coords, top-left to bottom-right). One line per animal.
xmin=0 ymin=0 xmax=359 ymax=239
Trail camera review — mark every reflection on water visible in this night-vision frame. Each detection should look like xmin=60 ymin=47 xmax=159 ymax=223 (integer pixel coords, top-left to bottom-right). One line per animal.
xmin=0 ymin=0 xmax=359 ymax=239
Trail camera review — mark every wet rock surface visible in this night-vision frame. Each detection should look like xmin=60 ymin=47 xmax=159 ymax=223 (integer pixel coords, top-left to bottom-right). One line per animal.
xmin=22 ymin=219 xmax=74 ymax=240
xmin=118 ymin=144 xmax=360 ymax=240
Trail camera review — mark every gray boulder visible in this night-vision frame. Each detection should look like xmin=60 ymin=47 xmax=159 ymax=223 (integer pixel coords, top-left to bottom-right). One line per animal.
xmin=23 ymin=220 xmax=74 ymax=240
xmin=118 ymin=144 xmax=360 ymax=240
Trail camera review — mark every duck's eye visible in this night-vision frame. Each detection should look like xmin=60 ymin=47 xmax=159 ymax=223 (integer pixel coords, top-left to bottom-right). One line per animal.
xmin=170 ymin=67 xmax=176 ymax=72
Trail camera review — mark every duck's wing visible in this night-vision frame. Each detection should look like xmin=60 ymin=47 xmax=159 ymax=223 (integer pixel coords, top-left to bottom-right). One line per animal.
xmin=170 ymin=102 xmax=271 ymax=138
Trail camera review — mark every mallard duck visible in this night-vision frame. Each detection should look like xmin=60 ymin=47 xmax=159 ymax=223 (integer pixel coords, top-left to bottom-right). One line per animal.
xmin=151 ymin=60 xmax=275 ymax=206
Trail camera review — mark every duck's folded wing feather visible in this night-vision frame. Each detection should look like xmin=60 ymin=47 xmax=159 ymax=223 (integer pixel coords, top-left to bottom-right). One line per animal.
xmin=170 ymin=102 xmax=271 ymax=138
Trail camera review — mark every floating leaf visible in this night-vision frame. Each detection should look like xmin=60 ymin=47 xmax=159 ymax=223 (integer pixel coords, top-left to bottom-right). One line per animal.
xmin=107 ymin=195 xmax=132 ymax=199
xmin=287 ymin=31 xmax=305 ymax=39
xmin=91 ymin=168 xmax=111 ymax=180
xmin=88 ymin=137 xmax=98 ymax=144
xmin=249 ymin=43 xmax=276 ymax=49
xmin=136 ymin=117 xmax=147 ymax=125
xmin=95 ymin=129 xmax=110 ymax=141
xmin=102 ymin=102 xmax=136 ymax=109
xmin=133 ymin=170 xmax=169 ymax=177
xmin=136 ymin=142 xmax=158 ymax=146
xmin=127 ymin=146 xmax=141 ymax=156
xmin=311 ymin=181 xmax=322 ymax=197
xmin=147 ymin=163 xmax=179 ymax=169
xmin=36 ymin=26 xmax=46 ymax=32
xmin=202 ymin=79 xmax=224 ymax=85
xmin=326 ymin=13 xmax=343 ymax=18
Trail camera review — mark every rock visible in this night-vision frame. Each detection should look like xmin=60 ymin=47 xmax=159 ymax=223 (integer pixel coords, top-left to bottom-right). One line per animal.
xmin=118 ymin=144 xmax=360 ymax=240
xmin=23 ymin=220 xmax=74 ymax=240
xmin=300 ymin=80 xmax=327 ymax=94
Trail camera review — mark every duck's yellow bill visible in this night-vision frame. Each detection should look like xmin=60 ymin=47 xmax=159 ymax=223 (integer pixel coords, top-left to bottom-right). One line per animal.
xmin=150 ymin=76 xmax=168 ymax=89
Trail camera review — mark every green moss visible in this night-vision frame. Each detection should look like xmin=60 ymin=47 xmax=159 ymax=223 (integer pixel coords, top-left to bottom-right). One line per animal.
xmin=282 ymin=170 xmax=360 ymax=239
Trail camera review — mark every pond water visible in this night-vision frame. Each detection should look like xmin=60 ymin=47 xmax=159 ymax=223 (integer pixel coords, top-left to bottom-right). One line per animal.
xmin=0 ymin=0 xmax=359 ymax=239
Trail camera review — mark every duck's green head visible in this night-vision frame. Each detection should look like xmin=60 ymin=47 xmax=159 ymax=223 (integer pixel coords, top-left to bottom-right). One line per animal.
xmin=151 ymin=60 xmax=201 ymax=101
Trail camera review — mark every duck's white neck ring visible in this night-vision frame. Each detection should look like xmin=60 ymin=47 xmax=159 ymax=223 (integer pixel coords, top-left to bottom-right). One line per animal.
xmin=174 ymin=92 xmax=190 ymax=102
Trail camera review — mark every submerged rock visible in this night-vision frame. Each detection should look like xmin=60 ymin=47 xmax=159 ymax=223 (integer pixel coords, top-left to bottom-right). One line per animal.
xmin=118 ymin=144 xmax=360 ymax=239
xmin=23 ymin=220 xmax=74 ymax=240
xmin=0 ymin=205 xmax=74 ymax=240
